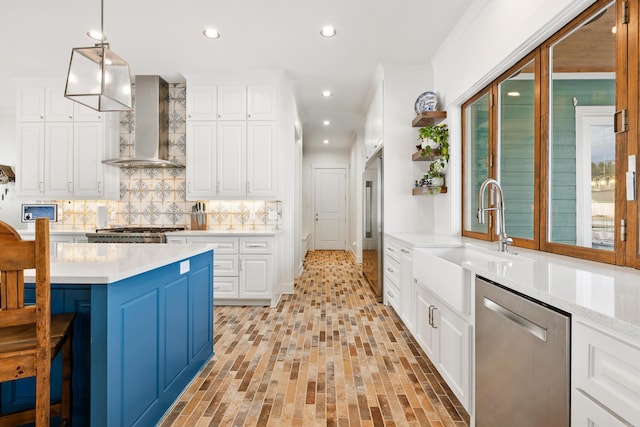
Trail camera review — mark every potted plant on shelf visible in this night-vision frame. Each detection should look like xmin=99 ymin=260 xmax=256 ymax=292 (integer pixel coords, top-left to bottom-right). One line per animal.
xmin=417 ymin=123 xmax=449 ymax=161
xmin=425 ymin=159 xmax=446 ymax=188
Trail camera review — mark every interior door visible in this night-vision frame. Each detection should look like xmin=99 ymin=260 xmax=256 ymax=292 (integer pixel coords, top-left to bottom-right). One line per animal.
xmin=314 ymin=168 xmax=347 ymax=250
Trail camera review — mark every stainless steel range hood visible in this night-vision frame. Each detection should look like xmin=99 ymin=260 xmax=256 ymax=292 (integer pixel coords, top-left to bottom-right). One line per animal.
xmin=102 ymin=75 xmax=184 ymax=168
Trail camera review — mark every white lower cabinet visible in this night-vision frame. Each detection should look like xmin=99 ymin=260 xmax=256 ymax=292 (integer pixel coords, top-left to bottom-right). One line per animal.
xmin=415 ymin=281 xmax=471 ymax=411
xmin=572 ymin=318 xmax=640 ymax=426
xmin=178 ymin=235 xmax=276 ymax=306
xmin=383 ymin=237 xmax=414 ymax=333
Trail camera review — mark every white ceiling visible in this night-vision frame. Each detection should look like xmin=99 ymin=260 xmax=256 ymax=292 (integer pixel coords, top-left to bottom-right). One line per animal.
xmin=1 ymin=0 xmax=472 ymax=149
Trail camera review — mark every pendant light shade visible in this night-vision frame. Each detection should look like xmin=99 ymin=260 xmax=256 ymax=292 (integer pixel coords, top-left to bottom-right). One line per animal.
xmin=64 ymin=0 xmax=132 ymax=111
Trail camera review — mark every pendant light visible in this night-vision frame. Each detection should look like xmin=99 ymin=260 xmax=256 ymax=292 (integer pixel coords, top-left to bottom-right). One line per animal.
xmin=64 ymin=0 xmax=132 ymax=111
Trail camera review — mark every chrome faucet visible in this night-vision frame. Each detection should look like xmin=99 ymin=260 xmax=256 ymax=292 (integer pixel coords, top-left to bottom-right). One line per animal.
xmin=477 ymin=178 xmax=512 ymax=252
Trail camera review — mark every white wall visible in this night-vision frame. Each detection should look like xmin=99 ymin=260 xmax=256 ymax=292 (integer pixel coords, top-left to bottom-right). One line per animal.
xmin=430 ymin=0 xmax=596 ymax=236
xmin=349 ymin=136 xmax=363 ymax=262
xmin=0 ymin=111 xmax=22 ymax=228
xmin=379 ymin=64 xmax=437 ymax=234
xmin=302 ymin=146 xmax=351 ymax=250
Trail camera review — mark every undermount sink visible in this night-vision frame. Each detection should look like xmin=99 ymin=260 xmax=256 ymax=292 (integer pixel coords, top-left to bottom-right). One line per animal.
xmin=413 ymin=245 xmax=529 ymax=314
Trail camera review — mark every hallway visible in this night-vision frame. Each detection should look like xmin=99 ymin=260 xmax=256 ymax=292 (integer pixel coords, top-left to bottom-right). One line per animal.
xmin=161 ymin=251 xmax=469 ymax=426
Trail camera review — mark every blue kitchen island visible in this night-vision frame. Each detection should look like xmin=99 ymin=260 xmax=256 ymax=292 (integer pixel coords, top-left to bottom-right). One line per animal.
xmin=1 ymin=243 xmax=214 ymax=426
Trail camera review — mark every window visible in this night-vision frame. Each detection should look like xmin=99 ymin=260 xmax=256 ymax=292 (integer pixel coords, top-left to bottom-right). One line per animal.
xmin=462 ymin=0 xmax=634 ymax=266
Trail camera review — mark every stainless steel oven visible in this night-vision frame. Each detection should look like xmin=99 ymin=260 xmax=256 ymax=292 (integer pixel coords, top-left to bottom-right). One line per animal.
xmin=85 ymin=227 xmax=186 ymax=243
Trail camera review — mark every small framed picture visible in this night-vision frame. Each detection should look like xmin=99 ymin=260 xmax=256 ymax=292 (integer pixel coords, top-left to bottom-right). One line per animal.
xmin=21 ymin=204 xmax=58 ymax=223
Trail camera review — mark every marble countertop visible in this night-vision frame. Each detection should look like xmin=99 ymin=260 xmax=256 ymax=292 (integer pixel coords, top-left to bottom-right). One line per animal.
xmin=387 ymin=232 xmax=640 ymax=340
xmin=24 ymin=243 xmax=213 ymax=285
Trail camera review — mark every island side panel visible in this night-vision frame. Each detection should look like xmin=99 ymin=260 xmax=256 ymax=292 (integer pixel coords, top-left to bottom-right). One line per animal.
xmin=100 ymin=250 xmax=213 ymax=427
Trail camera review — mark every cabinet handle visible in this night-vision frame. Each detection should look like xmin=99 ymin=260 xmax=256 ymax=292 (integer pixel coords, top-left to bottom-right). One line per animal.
xmin=217 ymin=114 xmax=221 ymax=118
xmin=386 ymin=267 xmax=394 ymax=273
xmin=98 ymin=115 xmax=102 ymax=119
xmin=401 ymin=249 xmax=410 ymax=254
xmin=247 ymin=181 xmax=251 ymax=194
xmin=239 ymin=260 xmax=243 ymax=272
xmin=39 ymin=182 xmax=44 ymax=193
xmin=68 ymin=115 xmax=73 ymax=119
xmin=247 ymin=113 xmax=251 ymax=119
xmin=246 ymin=243 xmax=265 ymax=248
xmin=40 ymin=115 xmax=44 ymax=119
xmin=387 ymin=247 xmax=395 ymax=252
xmin=431 ymin=307 xmax=438 ymax=329
xmin=216 ymin=181 xmax=220 ymax=193
xmin=67 ymin=182 xmax=73 ymax=192
xmin=97 ymin=181 xmax=102 ymax=192
xmin=214 ymin=286 xmax=221 ymax=290
xmin=188 ymin=114 xmax=192 ymax=118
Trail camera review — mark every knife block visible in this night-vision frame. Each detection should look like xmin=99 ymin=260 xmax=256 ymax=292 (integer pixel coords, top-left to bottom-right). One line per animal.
xmin=190 ymin=213 xmax=208 ymax=230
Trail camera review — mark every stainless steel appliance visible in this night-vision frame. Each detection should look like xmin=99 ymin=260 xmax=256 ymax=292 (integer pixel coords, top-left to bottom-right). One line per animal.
xmin=86 ymin=226 xmax=186 ymax=243
xmin=362 ymin=151 xmax=383 ymax=302
xmin=475 ymin=276 xmax=570 ymax=426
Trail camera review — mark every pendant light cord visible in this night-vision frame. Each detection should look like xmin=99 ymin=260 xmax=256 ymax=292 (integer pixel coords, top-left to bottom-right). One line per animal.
xmin=100 ymin=0 xmax=104 ymax=42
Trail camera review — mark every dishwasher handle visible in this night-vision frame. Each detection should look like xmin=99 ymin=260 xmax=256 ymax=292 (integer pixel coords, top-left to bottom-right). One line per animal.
xmin=483 ymin=297 xmax=547 ymax=342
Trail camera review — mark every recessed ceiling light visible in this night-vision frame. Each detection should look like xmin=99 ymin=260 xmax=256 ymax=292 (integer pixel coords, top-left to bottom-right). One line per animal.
xmin=323 ymin=120 xmax=330 ymax=126
xmin=320 ymin=26 xmax=336 ymax=38
xmin=203 ymin=28 xmax=221 ymax=39
xmin=87 ymin=30 xmax=105 ymax=41
xmin=322 ymin=90 xmax=332 ymax=97
xmin=507 ymin=91 xmax=521 ymax=97
xmin=323 ymin=139 xmax=329 ymax=144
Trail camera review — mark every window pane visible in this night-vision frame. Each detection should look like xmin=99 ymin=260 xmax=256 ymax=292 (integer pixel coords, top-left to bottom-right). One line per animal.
xmin=498 ymin=60 xmax=536 ymax=240
xmin=548 ymin=2 xmax=616 ymax=251
xmin=464 ymin=93 xmax=490 ymax=233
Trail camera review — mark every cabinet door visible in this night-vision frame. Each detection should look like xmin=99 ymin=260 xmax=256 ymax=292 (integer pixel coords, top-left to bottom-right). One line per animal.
xmin=73 ymin=102 xmax=103 ymax=122
xmin=74 ymin=121 xmax=105 ymax=198
xmin=415 ymin=285 xmax=437 ymax=362
xmin=16 ymin=123 xmax=45 ymax=196
xmin=239 ymin=255 xmax=272 ymax=299
xmin=44 ymin=122 xmax=74 ymax=197
xmin=247 ymin=85 xmax=277 ymax=120
xmin=101 ymin=112 xmax=121 ymax=200
xmin=45 ymin=87 xmax=74 ymax=122
xmin=16 ymin=88 xmax=45 ymax=122
xmin=186 ymin=121 xmax=217 ymax=199
xmin=246 ymin=121 xmax=276 ymax=197
xmin=186 ymin=86 xmax=217 ymax=121
xmin=435 ymin=303 xmax=471 ymax=410
xmin=217 ymin=85 xmax=247 ymax=120
xmin=217 ymin=121 xmax=246 ymax=197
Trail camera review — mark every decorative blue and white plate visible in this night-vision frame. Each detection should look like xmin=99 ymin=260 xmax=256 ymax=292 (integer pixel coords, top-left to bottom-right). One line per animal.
xmin=414 ymin=91 xmax=439 ymax=114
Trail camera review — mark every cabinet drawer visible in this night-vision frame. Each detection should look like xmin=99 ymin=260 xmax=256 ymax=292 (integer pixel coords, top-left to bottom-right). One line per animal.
xmin=186 ymin=236 xmax=238 ymax=253
xmin=384 ymin=254 xmax=401 ymax=284
xmin=384 ymin=242 xmax=401 ymax=263
xmin=384 ymin=274 xmax=400 ymax=312
xmin=240 ymin=237 xmax=273 ymax=253
xmin=572 ymin=389 xmax=630 ymax=427
xmin=213 ymin=276 xmax=239 ymax=300
xmin=213 ymin=254 xmax=239 ymax=276
xmin=573 ymin=320 xmax=640 ymax=424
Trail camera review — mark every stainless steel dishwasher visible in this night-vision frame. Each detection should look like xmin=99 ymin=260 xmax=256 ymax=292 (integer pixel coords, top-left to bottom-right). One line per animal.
xmin=475 ymin=276 xmax=570 ymax=427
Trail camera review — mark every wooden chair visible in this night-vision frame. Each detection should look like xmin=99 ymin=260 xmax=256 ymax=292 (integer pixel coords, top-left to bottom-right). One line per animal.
xmin=0 ymin=218 xmax=74 ymax=426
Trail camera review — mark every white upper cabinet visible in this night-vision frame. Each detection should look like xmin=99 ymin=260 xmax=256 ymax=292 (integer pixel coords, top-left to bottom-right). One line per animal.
xmin=186 ymin=86 xmax=217 ymax=121
xmin=44 ymin=122 xmax=74 ymax=197
xmin=217 ymin=85 xmax=247 ymax=120
xmin=16 ymin=88 xmax=45 ymax=121
xmin=247 ymin=85 xmax=277 ymax=120
xmin=73 ymin=121 xmax=105 ymax=198
xmin=217 ymin=121 xmax=247 ymax=197
xmin=15 ymin=83 xmax=119 ymax=199
xmin=246 ymin=121 xmax=277 ymax=197
xmin=186 ymin=121 xmax=218 ymax=200
xmin=16 ymin=123 xmax=45 ymax=197
xmin=44 ymin=88 xmax=74 ymax=122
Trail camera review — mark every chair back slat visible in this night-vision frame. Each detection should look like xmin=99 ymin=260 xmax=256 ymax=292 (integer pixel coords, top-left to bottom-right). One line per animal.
xmin=0 ymin=241 xmax=36 ymax=271
xmin=0 ymin=306 xmax=37 ymax=327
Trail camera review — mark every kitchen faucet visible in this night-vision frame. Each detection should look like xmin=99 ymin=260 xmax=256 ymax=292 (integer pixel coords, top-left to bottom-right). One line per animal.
xmin=477 ymin=178 xmax=512 ymax=252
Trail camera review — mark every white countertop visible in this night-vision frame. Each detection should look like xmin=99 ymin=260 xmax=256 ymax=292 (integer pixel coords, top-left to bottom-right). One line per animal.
xmin=387 ymin=232 xmax=640 ymax=340
xmin=24 ymin=243 xmax=213 ymax=285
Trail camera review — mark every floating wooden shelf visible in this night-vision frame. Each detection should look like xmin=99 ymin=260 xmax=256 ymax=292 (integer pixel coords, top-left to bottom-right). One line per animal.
xmin=412 ymin=111 xmax=447 ymax=127
xmin=412 ymin=150 xmax=442 ymax=161
xmin=412 ymin=186 xmax=447 ymax=195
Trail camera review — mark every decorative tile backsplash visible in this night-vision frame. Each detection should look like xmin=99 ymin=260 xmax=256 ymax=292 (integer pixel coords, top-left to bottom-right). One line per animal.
xmin=50 ymin=83 xmax=281 ymax=231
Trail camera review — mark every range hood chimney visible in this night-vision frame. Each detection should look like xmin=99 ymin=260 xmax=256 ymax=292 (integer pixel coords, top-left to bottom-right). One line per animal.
xmin=102 ymin=75 xmax=184 ymax=168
